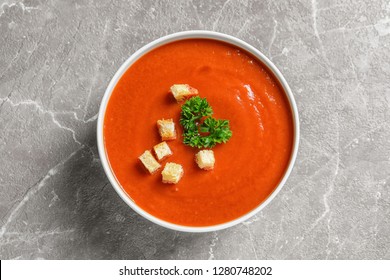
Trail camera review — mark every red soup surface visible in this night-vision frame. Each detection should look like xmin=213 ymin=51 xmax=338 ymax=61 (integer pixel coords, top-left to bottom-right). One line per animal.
xmin=104 ymin=39 xmax=294 ymax=227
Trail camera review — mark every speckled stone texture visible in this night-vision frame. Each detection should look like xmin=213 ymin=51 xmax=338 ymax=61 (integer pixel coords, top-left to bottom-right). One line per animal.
xmin=0 ymin=0 xmax=389 ymax=260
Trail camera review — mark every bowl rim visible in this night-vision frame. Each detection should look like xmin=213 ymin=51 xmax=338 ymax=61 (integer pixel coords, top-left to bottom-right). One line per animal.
xmin=97 ymin=30 xmax=300 ymax=233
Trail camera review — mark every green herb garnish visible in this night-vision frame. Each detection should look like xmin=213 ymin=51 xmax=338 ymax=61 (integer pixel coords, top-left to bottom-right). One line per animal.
xmin=180 ymin=96 xmax=232 ymax=148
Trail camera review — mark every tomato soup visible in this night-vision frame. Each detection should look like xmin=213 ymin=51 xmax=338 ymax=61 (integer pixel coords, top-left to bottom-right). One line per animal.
xmin=104 ymin=39 xmax=294 ymax=226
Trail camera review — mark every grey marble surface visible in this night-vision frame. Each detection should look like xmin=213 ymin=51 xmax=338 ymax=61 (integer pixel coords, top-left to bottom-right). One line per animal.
xmin=0 ymin=0 xmax=389 ymax=260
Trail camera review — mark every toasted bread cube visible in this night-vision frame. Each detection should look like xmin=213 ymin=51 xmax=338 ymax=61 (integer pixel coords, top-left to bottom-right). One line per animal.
xmin=195 ymin=150 xmax=215 ymax=170
xmin=153 ymin=141 xmax=173 ymax=161
xmin=161 ymin=162 xmax=184 ymax=184
xmin=139 ymin=150 xmax=161 ymax=174
xmin=157 ymin=119 xmax=176 ymax=141
xmin=170 ymin=84 xmax=199 ymax=102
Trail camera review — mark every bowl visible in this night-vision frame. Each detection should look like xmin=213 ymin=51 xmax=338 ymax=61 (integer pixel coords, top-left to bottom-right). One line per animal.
xmin=97 ymin=30 xmax=299 ymax=232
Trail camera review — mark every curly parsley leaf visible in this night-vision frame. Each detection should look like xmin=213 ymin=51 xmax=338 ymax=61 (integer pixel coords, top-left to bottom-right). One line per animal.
xmin=180 ymin=96 xmax=213 ymax=131
xmin=180 ymin=96 xmax=232 ymax=148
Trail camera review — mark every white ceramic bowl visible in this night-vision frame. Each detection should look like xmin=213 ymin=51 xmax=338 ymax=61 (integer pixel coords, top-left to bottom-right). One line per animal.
xmin=97 ymin=30 xmax=299 ymax=233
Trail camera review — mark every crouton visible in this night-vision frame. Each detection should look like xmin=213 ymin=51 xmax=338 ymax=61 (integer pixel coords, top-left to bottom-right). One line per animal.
xmin=161 ymin=162 xmax=184 ymax=184
xmin=195 ymin=150 xmax=215 ymax=170
xmin=153 ymin=141 xmax=173 ymax=161
xmin=170 ymin=84 xmax=199 ymax=102
xmin=139 ymin=150 xmax=161 ymax=174
xmin=157 ymin=119 xmax=176 ymax=141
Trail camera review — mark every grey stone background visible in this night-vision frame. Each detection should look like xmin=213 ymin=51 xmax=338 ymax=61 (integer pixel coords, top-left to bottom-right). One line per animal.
xmin=0 ymin=0 xmax=389 ymax=260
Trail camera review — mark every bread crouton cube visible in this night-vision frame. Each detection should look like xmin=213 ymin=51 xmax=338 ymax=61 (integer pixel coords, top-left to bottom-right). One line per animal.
xmin=161 ymin=162 xmax=184 ymax=184
xmin=153 ymin=141 xmax=173 ymax=161
xmin=139 ymin=150 xmax=161 ymax=174
xmin=195 ymin=150 xmax=215 ymax=170
xmin=170 ymin=84 xmax=199 ymax=102
xmin=157 ymin=119 xmax=176 ymax=141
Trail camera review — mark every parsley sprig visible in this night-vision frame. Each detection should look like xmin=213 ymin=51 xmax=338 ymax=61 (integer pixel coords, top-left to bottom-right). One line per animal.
xmin=180 ymin=96 xmax=232 ymax=148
